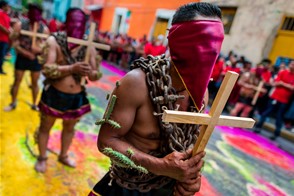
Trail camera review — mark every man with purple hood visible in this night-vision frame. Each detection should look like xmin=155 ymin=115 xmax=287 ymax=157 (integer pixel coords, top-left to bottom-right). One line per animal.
xmin=4 ymin=3 xmax=48 ymax=111
xmin=89 ymin=2 xmax=224 ymax=196
xmin=34 ymin=8 xmax=102 ymax=173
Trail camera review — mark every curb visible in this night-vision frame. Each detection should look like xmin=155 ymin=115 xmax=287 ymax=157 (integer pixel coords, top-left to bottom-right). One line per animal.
xmin=261 ymin=121 xmax=294 ymax=142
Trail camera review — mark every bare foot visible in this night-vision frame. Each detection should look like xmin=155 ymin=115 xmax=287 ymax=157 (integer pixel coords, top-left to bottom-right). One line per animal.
xmin=58 ymin=155 xmax=76 ymax=168
xmin=31 ymin=105 xmax=39 ymax=111
xmin=34 ymin=156 xmax=48 ymax=173
xmin=4 ymin=103 xmax=16 ymax=112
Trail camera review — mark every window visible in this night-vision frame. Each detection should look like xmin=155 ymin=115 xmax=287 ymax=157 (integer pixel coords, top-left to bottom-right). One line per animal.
xmin=112 ymin=8 xmax=131 ymax=34
xmin=219 ymin=7 xmax=237 ymax=34
xmin=281 ymin=16 xmax=294 ymax=31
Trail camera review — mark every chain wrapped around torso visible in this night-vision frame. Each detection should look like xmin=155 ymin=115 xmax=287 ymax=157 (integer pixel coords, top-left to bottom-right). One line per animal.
xmin=109 ymin=55 xmax=202 ymax=192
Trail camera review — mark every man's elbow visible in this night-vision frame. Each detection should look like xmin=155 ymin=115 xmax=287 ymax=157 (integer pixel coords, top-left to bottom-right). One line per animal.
xmin=97 ymin=136 xmax=108 ymax=153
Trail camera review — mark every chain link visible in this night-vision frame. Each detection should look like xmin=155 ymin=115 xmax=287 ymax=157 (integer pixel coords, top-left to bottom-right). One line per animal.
xmin=110 ymin=55 xmax=202 ymax=192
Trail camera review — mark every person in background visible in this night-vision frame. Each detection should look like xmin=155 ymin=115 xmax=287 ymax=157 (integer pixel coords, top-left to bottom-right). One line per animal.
xmin=208 ymin=55 xmax=225 ymax=102
xmin=48 ymin=16 xmax=59 ymax=33
xmin=230 ymin=68 xmax=265 ymax=117
xmin=4 ymin=3 xmax=49 ymax=111
xmin=254 ymin=59 xmax=273 ymax=114
xmin=144 ymin=34 xmax=166 ymax=57
xmin=253 ymin=60 xmax=294 ymax=140
xmin=284 ymin=95 xmax=294 ymax=132
xmin=34 ymin=8 xmax=102 ymax=173
xmin=0 ymin=0 xmax=11 ymax=75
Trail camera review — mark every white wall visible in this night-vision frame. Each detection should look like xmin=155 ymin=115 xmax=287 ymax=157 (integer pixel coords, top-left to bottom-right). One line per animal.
xmin=203 ymin=0 xmax=294 ymax=64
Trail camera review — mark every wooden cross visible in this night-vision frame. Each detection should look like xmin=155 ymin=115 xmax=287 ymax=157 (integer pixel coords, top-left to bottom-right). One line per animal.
xmin=162 ymin=71 xmax=256 ymax=156
xmin=20 ymin=22 xmax=110 ymax=84
xmin=31 ymin=22 xmax=38 ymax=49
xmin=251 ymin=81 xmax=265 ymax=105
xmin=20 ymin=22 xmax=111 ymax=52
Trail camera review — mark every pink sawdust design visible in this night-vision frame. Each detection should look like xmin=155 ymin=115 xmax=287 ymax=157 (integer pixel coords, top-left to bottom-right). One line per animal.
xmin=47 ymin=130 xmax=103 ymax=164
xmin=222 ymin=132 xmax=294 ymax=171
xmin=195 ymin=176 xmax=221 ymax=196
xmin=86 ymin=80 xmax=113 ymax=91
xmin=219 ymin=126 xmax=294 ymax=171
xmin=248 ymin=176 xmax=288 ymax=196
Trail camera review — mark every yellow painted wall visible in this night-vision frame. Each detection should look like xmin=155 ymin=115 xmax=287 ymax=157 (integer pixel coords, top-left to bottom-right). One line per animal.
xmin=269 ymin=31 xmax=294 ymax=63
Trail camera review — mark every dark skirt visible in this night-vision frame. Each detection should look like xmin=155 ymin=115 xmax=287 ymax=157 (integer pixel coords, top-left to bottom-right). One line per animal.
xmin=89 ymin=172 xmax=176 ymax=196
xmin=38 ymin=85 xmax=91 ymax=119
xmin=15 ymin=54 xmax=42 ymax=71
xmin=238 ymin=95 xmax=253 ymax=106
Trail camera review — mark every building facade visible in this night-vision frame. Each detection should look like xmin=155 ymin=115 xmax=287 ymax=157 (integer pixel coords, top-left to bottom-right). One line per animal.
xmin=204 ymin=0 xmax=294 ymax=65
xmin=52 ymin=0 xmax=84 ymax=22
xmin=97 ymin=0 xmax=199 ymax=42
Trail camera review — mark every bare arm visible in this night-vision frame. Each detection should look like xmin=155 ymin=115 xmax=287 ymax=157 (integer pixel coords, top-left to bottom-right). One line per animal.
xmin=274 ymin=81 xmax=294 ymax=91
xmin=42 ymin=36 xmax=90 ymax=79
xmin=272 ymin=71 xmax=294 ymax=91
xmin=0 ymin=24 xmax=10 ymax=34
xmin=32 ymin=26 xmax=50 ymax=55
xmin=98 ymin=68 xmax=205 ymax=182
xmin=87 ymin=47 xmax=102 ymax=81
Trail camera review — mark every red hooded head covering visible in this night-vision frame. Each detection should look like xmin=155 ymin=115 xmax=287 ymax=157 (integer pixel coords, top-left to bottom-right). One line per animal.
xmin=65 ymin=8 xmax=87 ymax=49
xmin=28 ymin=4 xmax=43 ymax=23
xmin=168 ymin=20 xmax=224 ymax=111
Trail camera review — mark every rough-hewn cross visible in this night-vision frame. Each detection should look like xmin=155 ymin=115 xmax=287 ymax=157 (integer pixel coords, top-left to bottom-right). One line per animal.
xmin=162 ymin=71 xmax=256 ymax=156
xmin=251 ymin=81 xmax=266 ymax=105
xmin=20 ymin=22 xmax=110 ymax=84
xmin=20 ymin=22 xmax=111 ymax=55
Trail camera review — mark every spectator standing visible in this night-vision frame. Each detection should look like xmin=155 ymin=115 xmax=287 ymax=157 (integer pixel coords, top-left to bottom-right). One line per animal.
xmin=144 ymin=34 xmax=166 ymax=57
xmin=208 ymin=55 xmax=225 ymax=102
xmin=254 ymin=60 xmax=294 ymax=140
xmin=48 ymin=17 xmax=59 ymax=33
xmin=284 ymin=96 xmax=294 ymax=132
xmin=0 ymin=0 xmax=10 ymax=75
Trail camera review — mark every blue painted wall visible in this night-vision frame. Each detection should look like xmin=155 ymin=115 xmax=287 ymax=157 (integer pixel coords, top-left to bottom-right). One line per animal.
xmin=53 ymin=0 xmax=72 ymax=22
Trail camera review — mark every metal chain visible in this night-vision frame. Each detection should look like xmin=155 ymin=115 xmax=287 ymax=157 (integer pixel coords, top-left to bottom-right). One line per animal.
xmin=110 ymin=55 xmax=201 ymax=192
xmin=132 ymin=55 xmax=201 ymax=153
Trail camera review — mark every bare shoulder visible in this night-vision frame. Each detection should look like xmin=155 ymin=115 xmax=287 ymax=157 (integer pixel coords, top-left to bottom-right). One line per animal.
xmin=115 ymin=68 xmax=147 ymax=103
xmin=46 ymin=36 xmax=59 ymax=48
xmin=120 ymin=68 xmax=146 ymax=89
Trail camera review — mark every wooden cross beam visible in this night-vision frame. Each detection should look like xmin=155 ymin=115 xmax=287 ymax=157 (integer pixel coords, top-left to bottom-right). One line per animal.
xmin=251 ymin=81 xmax=265 ymax=105
xmin=31 ymin=22 xmax=38 ymax=48
xmin=20 ymin=22 xmax=110 ymax=84
xmin=20 ymin=22 xmax=111 ymax=52
xmin=162 ymin=71 xmax=256 ymax=156
xmin=81 ymin=22 xmax=96 ymax=85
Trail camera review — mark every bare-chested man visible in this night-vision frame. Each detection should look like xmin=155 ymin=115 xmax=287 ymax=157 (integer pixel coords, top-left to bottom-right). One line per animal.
xmin=89 ymin=2 xmax=224 ymax=196
xmin=230 ymin=69 xmax=266 ymax=117
xmin=4 ymin=3 xmax=48 ymax=111
xmin=34 ymin=8 xmax=102 ymax=173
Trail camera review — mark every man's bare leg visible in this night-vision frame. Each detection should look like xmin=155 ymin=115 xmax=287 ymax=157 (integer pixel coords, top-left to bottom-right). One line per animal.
xmin=30 ymin=71 xmax=40 ymax=110
xmin=230 ymin=103 xmax=244 ymax=116
xmin=241 ymin=105 xmax=253 ymax=117
xmin=4 ymin=69 xmax=25 ymax=111
xmin=35 ymin=114 xmax=56 ymax=173
xmin=58 ymin=119 xmax=78 ymax=167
